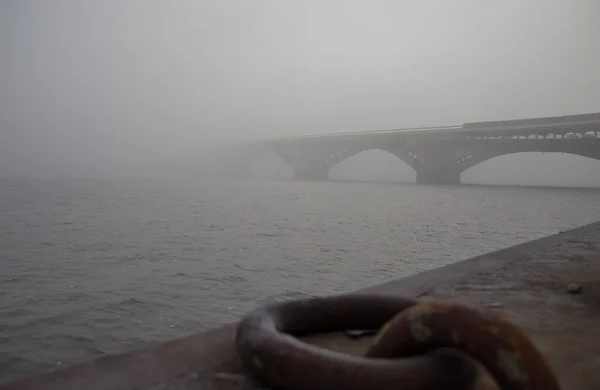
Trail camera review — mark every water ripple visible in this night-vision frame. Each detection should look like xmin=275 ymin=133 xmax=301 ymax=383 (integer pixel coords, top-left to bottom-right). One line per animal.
xmin=1 ymin=177 xmax=599 ymax=383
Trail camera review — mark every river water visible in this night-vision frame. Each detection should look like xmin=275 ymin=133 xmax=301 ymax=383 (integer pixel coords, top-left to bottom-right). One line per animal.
xmin=1 ymin=177 xmax=600 ymax=383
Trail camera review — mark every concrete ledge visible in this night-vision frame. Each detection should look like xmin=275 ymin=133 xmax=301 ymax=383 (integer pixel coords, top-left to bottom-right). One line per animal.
xmin=360 ymin=221 xmax=599 ymax=297
xmin=4 ymin=221 xmax=600 ymax=390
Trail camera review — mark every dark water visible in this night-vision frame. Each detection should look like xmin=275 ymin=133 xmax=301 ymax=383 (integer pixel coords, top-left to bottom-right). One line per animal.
xmin=1 ymin=177 xmax=600 ymax=383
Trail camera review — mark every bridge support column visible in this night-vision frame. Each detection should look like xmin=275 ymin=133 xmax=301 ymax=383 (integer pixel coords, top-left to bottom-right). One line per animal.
xmin=416 ymin=168 xmax=461 ymax=185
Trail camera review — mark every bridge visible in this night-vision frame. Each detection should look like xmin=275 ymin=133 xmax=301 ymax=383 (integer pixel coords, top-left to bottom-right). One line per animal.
xmin=220 ymin=112 xmax=600 ymax=184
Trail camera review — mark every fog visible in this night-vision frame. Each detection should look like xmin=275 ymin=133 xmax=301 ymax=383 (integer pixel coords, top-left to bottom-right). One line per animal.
xmin=1 ymin=0 xmax=600 ymax=183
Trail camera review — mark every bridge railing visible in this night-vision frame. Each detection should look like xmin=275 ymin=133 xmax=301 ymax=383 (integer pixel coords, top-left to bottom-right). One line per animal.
xmin=268 ymin=125 xmax=463 ymax=140
xmin=250 ymin=113 xmax=600 ymax=143
xmin=463 ymin=113 xmax=600 ymax=129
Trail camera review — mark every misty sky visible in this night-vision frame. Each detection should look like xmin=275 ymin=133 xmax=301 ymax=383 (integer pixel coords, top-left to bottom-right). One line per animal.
xmin=1 ymin=1 xmax=600 ymax=178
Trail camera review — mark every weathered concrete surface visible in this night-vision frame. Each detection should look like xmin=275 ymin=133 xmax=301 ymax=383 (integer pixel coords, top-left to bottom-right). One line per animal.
xmin=3 ymin=222 xmax=600 ymax=390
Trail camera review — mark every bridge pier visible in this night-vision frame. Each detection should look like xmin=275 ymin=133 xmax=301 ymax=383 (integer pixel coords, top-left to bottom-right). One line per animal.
xmin=220 ymin=114 xmax=600 ymax=185
xmin=416 ymin=168 xmax=461 ymax=185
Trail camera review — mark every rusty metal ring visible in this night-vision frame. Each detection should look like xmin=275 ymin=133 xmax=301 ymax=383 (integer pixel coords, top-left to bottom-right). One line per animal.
xmin=235 ymin=294 xmax=561 ymax=390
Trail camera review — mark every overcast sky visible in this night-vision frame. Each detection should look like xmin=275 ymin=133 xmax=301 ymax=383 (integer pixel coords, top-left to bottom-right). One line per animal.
xmin=1 ymin=0 xmax=599 ymax=177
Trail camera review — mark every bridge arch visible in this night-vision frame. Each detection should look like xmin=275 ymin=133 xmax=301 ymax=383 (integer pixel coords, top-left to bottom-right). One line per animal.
xmin=416 ymin=140 xmax=600 ymax=185
xmin=224 ymin=134 xmax=599 ymax=184
xmin=462 ymin=151 xmax=600 ymax=186
xmin=452 ymin=143 xmax=600 ymax=175
xmin=323 ymin=147 xmax=416 ymax=172
xmin=325 ymin=147 xmax=416 ymax=180
xmin=460 ymin=150 xmax=600 ymax=174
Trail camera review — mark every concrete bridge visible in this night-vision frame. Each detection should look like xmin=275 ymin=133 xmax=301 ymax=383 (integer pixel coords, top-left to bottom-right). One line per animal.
xmin=220 ymin=112 xmax=600 ymax=184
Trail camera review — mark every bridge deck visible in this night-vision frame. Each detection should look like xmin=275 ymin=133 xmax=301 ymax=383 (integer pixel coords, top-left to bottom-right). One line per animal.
xmin=3 ymin=222 xmax=600 ymax=390
xmin=265 ymin=114 xmax=600 ymax=142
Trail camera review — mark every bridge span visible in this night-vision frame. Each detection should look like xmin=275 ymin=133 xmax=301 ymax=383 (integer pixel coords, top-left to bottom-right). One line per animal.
xmin=220 ymin=112 xmax=600 ymax=184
